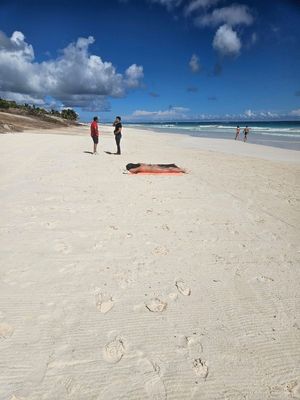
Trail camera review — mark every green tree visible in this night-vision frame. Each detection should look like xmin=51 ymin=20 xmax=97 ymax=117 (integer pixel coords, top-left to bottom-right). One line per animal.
xmin=61 ymin=108 xmax=78 ymax=120
xmin=50 ymin=109 xmax=61 ymax=117
xmin=0 ymin=98 xmax=10 ymax=109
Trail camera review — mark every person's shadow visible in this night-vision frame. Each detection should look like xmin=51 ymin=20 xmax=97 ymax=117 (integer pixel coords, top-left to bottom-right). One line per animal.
xmin=83 ymin=151 xmax=119 ymax=155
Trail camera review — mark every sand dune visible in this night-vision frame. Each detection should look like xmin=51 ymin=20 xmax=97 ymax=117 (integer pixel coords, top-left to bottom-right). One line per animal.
xmin=0 ymin=125 xmax=299 ymax=400
xmin=0 ymin=110 xmax=78 ymax=133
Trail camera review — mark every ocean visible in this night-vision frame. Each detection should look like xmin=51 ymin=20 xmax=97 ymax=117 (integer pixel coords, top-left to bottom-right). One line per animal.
xmin=126 ymin=121 xmax=300 ymax=151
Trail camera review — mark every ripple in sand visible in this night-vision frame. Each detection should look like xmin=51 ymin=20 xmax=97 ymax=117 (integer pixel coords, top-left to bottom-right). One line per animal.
xmin=223 ymin=389 xmax=247 ymax=400
xmin=145 ymin=377 xmax=167 ymax=400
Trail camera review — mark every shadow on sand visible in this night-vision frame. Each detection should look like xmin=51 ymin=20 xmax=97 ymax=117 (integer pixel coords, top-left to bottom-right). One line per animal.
xmin=83 ymin=151 xmax=94 ymax=155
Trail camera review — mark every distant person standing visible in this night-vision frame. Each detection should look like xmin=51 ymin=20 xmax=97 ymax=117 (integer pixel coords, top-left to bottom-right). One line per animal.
xmin=235 ymin=126 xmax=240 ymax=140
xmin=113 ymin=116 xmax=122 ymax=155
xmin=90 ymin=116 xmax=99 ymax=154
xmin=243 ymin=126 xmax=250 ymax=142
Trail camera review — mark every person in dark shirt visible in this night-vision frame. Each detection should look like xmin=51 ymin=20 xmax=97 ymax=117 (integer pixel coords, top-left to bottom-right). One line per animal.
xmin=113 ymin=116 xmax=122 ymax=155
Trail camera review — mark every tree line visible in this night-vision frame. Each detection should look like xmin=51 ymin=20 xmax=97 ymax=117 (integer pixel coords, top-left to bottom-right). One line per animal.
xmin=0 ymin=98 xmax=78 ymax=121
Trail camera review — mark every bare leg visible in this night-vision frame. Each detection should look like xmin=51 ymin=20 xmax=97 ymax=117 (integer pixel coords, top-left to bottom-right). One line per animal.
xmin=94 ymin=143 xmax=97 ymax=154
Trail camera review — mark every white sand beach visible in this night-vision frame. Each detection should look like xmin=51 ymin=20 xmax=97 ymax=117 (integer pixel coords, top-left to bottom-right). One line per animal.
xmin=0 ymin=125 xmax=299 ymax=400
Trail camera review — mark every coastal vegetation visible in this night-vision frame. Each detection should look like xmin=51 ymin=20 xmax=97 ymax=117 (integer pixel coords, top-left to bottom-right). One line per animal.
xmin=0 ymin=98 xmax=78 ymax=121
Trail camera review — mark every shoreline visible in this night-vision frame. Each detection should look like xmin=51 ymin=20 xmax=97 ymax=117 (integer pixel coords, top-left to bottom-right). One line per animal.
xmin=122 ymin=123 xmax=300 ymax=152
xmin=11 ymin=124 xmax=300 ymax=164
xmin=126 ymin=125 xmax=300 ymax=163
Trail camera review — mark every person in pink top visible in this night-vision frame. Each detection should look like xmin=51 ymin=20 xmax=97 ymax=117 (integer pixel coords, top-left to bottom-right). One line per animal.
xmin=235 ymin=125 xmax=240 ymax=140
xmin=90 ymin=116 xmax=99 ymax=154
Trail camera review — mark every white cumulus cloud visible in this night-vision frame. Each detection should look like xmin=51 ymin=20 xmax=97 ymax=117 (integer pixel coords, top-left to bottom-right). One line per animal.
xmin=130 ymin=106 xmax=189 ymax=120
xmin=137 ymin=1 xmax=255 ymax=58
xmin=244 ymin=109 xmax=255 ymax=117
xmin=213 ymin=24 xmax=241 ymax=56
xmin=260 ymin=111 xmax=278 ymax=118
xmin=149 ymin=0 xmax=183 ymax=10
xmin=189 ymin=54 xmax=201 ymax=73
xmin=195 ymin=4 xmax=253 ymax=27
xmin=290 ymin=109 xmax=300 ymax=117
xmin=0 ymin=91 xmax=45 ymax=105
xmin=251 ymin=32 xmax=258 ymax=45
xmin=125 ymin=64 xmax=144 ymax=88
xmin=0 ymin=30 xmax=143 ymax=111
xmin=184 ymin=0 xmax=221 ymax=16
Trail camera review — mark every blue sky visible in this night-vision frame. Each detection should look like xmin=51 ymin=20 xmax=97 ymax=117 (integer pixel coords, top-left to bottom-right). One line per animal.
xmin=0 ymin=0 xmax=299 ymax=122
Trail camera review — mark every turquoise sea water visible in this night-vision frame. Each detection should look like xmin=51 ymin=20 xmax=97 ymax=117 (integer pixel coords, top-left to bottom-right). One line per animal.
xmin=127 ymin=121 xmax=300 ymax=151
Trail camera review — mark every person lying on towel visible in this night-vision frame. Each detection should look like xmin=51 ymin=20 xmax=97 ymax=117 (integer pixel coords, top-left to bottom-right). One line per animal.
xmin=126 ymin=163 xmax=186 ymax=174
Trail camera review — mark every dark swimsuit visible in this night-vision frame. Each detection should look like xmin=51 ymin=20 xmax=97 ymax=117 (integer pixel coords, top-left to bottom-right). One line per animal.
xmin=157 ymin=164 xmax=177 ymax=168
xmin=126 ymin=163 xmax=178 ymax=171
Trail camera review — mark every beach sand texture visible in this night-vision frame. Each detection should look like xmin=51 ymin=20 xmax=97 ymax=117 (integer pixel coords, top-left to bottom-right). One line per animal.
xmin=0 ymin=125 xmax=299 ymax=400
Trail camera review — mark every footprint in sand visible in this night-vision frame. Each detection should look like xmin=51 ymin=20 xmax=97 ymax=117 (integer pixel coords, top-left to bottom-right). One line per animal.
xmin=0 ymin=322 xmax=14 ymax=339
xmin=256 ymin=275 xmax=274 ymax=283
xmin=61 ymin=376 xmax=86 ymax=396
xmin=137 ymin=357 xmax=161 ymax=375
xmin=176 ymin=335 xmax=203 ymax=359
xmin=176 ymin=336 xmax=207 ymax=377
xmin=103 ymin=337 xmax=125 ymax=363
xmin=187 ymin=336 xmax=203 ymax=359
xmin=42 ymin=221 xmax=57 ymax=229
xmin=153 ymin=246 xmax=169 ymax=256
xmin=168 ymin=292 xmax=178 ymax=301
xmin=175 ymin=280 xmax=191 ymax=296
xmin=95 ymin=291 xmax=114 ymax=314
xmin=145 ymin=377 xmax=167 ymax=400
xmin=145 ymin=298 xmax=167 ymax=313
xmin=223 ymin=389 xmax=247 ymax=400
xmin=116 ymin=272 xmax=134 ymax=289
xmin=137 ymin=358 xmax=166 ymax=400
xmin=287 ymin=380 xmax=300 ymax=399
xmin=119 ymin=277 xmax=133 ymax=289
xmin=192 ymin=358 xmax=208 ymax=379
xmin=93 ymin=242 xmax=103 ymax=250
xmin=54 ymin=242 xmax=72 ymax=254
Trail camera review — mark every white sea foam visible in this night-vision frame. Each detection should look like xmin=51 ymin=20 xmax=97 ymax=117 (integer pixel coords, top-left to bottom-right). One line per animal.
xmin=131 ymin=123 xmax=300 ymax=138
